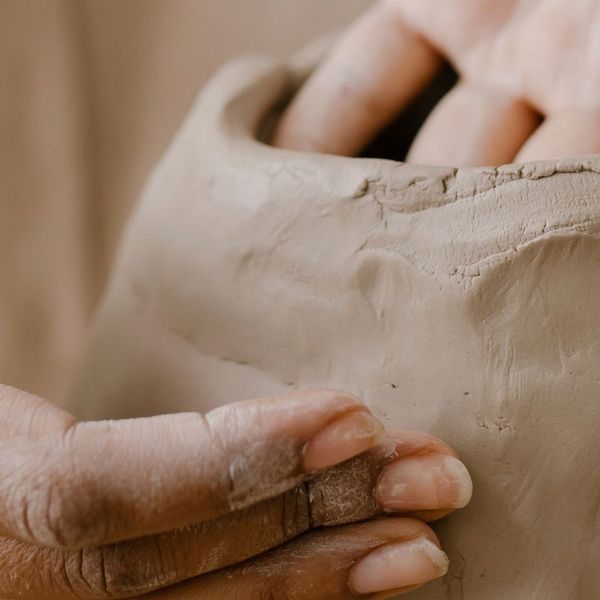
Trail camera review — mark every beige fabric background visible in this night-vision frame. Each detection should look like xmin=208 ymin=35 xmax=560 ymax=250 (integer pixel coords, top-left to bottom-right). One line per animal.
xmin=0 ymin=0 xmax=370 ymax=403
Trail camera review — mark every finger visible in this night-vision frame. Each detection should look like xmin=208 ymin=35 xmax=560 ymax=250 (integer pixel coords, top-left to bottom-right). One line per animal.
xmin=515 ymin=109 xmax=600 ymax=163
xmin=273 ymin=1 xmax=441 ymax=156
xmin=309 ymin=430 xmax=473 ymax=527
xmin=0 ymin=432 xmax=471 ymax=599
xmin=0 ymin=490 xmax=312 ymax=600
xmin=408 ymin=83 xmax=541 ymax=166
xmin=0 ymin=388 xmax=383 ymax=549
xmin=142 ymin=518 xmax=448 ymax=600
xmin=0 ymin=384 xmax=75 ymax=436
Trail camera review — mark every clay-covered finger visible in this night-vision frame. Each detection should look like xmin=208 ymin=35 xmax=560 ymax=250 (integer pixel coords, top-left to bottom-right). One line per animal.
xmin=0 ymin=429 xmax=468 ymax=599
xmin=0 ymin=490 xmax=314 ymax=600
xmin=0 ymin=441 xmax=464 ymax=600
xmin=376 ymin=453 xmax=472 ymax=512
xmin=273 ymin=1 xmax=441 ymax=156
xmin=408 ymin=82 xmax=541 ymax=166
xmin=141 ymin=518 xmax=448 ymax=600
xmin=0 ymin=388 xmax=383 ymax=550
xmin=515 ymin=109 xmax=600 ymax=162
xmin=308 ymin=430 xmax=472 ymax=526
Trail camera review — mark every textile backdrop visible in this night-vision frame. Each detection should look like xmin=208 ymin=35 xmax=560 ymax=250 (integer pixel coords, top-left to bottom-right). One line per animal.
xmin=0 ymin=0 xmax=370 ymax=402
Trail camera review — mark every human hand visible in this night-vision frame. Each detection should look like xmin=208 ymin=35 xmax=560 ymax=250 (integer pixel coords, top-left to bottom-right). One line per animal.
xmin=0 ymin=385 xmax=472 ymax=599
xmin=275 ymin=0 xmax=600 ymax=165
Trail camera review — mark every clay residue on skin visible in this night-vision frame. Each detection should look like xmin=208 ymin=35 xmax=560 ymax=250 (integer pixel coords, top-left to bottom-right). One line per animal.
xmin=68 ymin=54 xmax=600 ymax=599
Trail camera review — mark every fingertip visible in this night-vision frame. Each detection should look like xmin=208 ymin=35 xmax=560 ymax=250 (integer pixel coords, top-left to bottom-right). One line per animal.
xmin=272 ymin=92 xmax=354 ymax=156
xmin=274 ymin=388 xmax=368 ymax=419
xmin=376 ymin=453 xmax=473 ymax=513
xmin=303 ymin=409 xmax=385 ymax=472
xmin=272 ymin=1 xmax=440 ymax=157
xmin=349 ymin=537 xmax=449 ymax=595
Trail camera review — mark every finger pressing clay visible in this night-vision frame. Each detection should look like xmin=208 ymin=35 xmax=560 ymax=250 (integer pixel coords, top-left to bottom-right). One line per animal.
xmin=68 ymin=51 xmax=600 ymax=599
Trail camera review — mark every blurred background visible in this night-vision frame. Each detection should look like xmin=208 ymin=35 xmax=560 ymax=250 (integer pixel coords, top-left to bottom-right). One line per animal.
xmin=0 ymin=0 xmax=371 ymax=402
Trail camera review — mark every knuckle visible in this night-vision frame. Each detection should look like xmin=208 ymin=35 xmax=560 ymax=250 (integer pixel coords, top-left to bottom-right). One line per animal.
xmin=59 ymin=548 xmax=113 ymax=598
xmin=93 ymin=544 xmax=167 ymax=597
xmin=335 ymin=67 xmax=390 ymax=116
xmin=260 ymin=577 xmax=295 ymax=600
xmin=22 ymin=465 xmax=109 ymax=549
xmin=203 ymin=409 xmax=304 ymax=513
xmin=7 ymin=424 xmax=111 ymax=550
xmin=63 ymin=542 xmax=172 ymax=598
xmin=274 ymin=486 xmax=311 ymax=541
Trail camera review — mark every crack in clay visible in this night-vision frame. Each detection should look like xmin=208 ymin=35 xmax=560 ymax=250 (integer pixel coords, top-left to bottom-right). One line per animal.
xmin=442 ymin=547 xmax=466 ymax=599
xmin=366 ymin=191 xmax=389 ymax=230
xmin=459 ymin=219 xmax=600 ymax=276
xmin=354 ymin=163 xmax=600 ymax=214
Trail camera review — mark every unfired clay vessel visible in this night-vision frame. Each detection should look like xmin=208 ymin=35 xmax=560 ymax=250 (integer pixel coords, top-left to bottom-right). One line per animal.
xmin=69 ymin=48 xmax=600 ymax=599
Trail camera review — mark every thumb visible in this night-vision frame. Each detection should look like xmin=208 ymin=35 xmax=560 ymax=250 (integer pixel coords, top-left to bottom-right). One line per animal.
xmin=0 ymin=387 xmax=383 ymax=549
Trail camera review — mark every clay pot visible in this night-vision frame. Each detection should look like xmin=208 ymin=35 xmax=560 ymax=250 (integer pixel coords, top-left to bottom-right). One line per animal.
xmin=68 ymin=50 xmax=600 ymax=599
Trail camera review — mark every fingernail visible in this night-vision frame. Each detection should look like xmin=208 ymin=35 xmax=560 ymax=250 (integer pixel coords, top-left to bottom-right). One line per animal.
xmin=349 ymin=537 xmax=449 ymax=595
xmin=376 ymin=454 xmax=473 ymax=512
xmin=303 ymin=410 xmax=384 ymax=471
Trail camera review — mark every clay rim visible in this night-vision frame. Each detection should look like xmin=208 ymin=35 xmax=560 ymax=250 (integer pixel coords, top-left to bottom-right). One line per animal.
xmin=209 ymin=51 xmax=600 ymax=216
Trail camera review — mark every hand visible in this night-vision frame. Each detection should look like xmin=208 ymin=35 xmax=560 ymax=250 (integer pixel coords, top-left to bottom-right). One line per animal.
xmin=0 ymin=384 xmax=472 ymax=599
xmin=275 ymin=0 xmax=600 ymax=165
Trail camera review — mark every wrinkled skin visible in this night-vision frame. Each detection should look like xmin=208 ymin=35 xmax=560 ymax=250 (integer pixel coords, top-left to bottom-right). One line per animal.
xmin=0 ymin=383 xmax=471 ymax=599
xmin=276 ymin=0 xmax=600 ymax=164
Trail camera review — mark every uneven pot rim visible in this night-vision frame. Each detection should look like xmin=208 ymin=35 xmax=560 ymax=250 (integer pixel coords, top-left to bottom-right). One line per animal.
xmin=169 ymin=48 xmax=600 ymax=285
xmin=202 ymin=45 xmax=600 ymax=214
